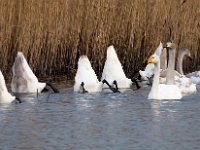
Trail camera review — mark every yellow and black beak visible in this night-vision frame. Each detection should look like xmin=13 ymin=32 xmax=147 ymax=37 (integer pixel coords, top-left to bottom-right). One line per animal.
xmin=163 ymin=40 xmax=173 ymax=49
xmin=148 ymin=57 xmax=153 ymax=63
xmin=166 ymin=42 xmax=172 ymax=48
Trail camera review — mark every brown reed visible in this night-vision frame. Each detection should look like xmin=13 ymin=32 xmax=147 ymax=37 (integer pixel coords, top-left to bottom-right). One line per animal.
xmin=0 ymin=0 xmax=200 ymax=79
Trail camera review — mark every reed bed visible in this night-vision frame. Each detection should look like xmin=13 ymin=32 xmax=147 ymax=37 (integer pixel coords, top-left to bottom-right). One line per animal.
xmin=0 ymin=0 xmax=200 ymax=79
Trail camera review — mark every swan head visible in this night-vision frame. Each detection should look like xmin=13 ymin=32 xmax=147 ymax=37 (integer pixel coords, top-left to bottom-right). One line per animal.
xmin=148 ymin=54 xmax=159 ymax=64
xmin=163 ymin=39 xmax=176 ymax=50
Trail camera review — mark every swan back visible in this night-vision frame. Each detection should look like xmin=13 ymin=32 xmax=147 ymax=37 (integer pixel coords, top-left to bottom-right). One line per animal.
xmin=11 ymin=52 xmax=46 ymax=93
xmin=74 ymin=56 xmax=101 ymax=92
xmin=101 ymin=45 xmax=132 ymax=88
xmin=0 ymin=70 xmax=15 ymax=103
xmin=187 ymin=71 xmax=200 ymax=84
xmin=148 ymin=84 xmax=182 ymax=99
xmin=0 ymin=70 xmax=8 ymax=91
xmin=13 ymin=52 xmax=38 ymax=82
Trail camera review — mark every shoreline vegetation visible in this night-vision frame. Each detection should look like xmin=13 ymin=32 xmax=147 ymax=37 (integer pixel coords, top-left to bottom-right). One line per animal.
xmin=0 ymin=0 xmax=200 ymax=79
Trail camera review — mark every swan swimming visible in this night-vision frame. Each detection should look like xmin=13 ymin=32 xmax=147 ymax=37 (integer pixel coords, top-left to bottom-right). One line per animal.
xmin=0 ymin=70 xmax=20 ymax=103
xmin=101 ymin=45 xmax=138 ymax=90
xmin=147 ymin=54 xmax=182 ymax=100
xmin=164 ymin=40 xmax=196 ymax=94
xmin=74 ymin=55 xmax=102 ymax=93
xmin=187 ymin=71 xmax=200 ymax=84
xmin=186 ymin=52 xmax=200 ymax=84
xmin=176 ymin=48 xmax=192 ymax=75
xmin=11 ymin=52 xmax=59 ymax=94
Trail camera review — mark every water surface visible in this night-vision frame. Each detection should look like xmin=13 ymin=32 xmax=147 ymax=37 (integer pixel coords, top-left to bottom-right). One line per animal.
xmin=0 ymin=82 xmax=200 ymax=150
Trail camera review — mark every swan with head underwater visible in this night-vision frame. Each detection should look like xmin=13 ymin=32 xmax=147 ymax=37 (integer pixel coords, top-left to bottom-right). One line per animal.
xmin=147 ymin=54 xmax=182 ymax=99
xmin=74 ymin=55 xmax=102 ymax=93
xmin=139 ymin=42 xmax=167 ymax=82
xmin=11 ymin=52 xmax=59 ymax=94
xmin=101 ymin=45 xmax=140 ymax=92
xmin=0 ymin=70 xmax=21 ymax=103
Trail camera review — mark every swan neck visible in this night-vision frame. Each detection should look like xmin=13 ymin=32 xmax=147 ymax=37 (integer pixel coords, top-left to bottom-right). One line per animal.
xmin=168 ymin=49 xmax=176 ymax=70
xmin=160 ymin=48 xmax=167 ymax=70
xmin=177 ymin=51 xmax=185 ymax=75
xmin=151 ymin=62 xmax=160 ymax=95
xmin=166 ymin=49 xmax=176 ymax=84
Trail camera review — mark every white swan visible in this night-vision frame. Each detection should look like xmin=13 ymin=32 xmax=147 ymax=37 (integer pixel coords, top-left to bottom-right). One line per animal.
xmin=165 ymin=42 xmax=196 ymax=94
xmin=11 ymin=52 xmax=46 ymax=93
xmin=175 ymin=75 xmax=196 ymax=93
xmin=164 ymin=41 xmax=177 ymax=85
xmin=175 ymin=48 xmax=196 ymax=93
xmin=187 ymin=71 xmax=200 ymax=84
xmin=147 ymin=54 xmax=182 ymax=100
xmin=185 ymin=49 xmax=200 ymax=84
xmin=139 ymin=42 xmax=167 ymax=80
xmin=101 ymin=45 xmax=132 ymax=89
xmin=74 ymin=55 xmax=102 ymax=93
xmin=0 ymin=70 xmax=16 ymax=103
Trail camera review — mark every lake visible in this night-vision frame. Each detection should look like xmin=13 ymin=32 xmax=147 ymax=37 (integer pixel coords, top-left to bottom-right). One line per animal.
xmin=0 ymin=82 xmax=200 ymax=150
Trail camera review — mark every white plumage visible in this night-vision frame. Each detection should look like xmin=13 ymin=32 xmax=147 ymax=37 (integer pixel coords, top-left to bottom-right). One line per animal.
xmin=175 ymin=75 xmax=197 ymax=94
xmin=0 ymin=70 xmax=16 ymax=103
xmin=139 ymin=42 xmax=165 ymax=80
xmin=74 ymin=55 xmax=102 ymax=92
xmin=187 ymin=71 xmax=200 ymax=84
xmin=11 ymin=52 xmax=46 ymax=93
xmin=101 ymin=45 xmax=132 ymax=88
xmin=148 ymin=54 xmax=182 ymax=100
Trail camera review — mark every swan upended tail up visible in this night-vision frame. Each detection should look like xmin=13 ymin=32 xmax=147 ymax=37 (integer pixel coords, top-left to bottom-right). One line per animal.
xmin=74 ymin=55 xmax=102 ymax=93
xmin=139 ymin=42 xmax=167 ymax=80
xmin=101 ymin=45 xmax=132 ymax=89
xmin=0 ymin=70 xmax=16 ymax=103
xmin=11 ymin=52 xmax=46 ymax=93
xmin=147 ymin=54 xmax=182 ymax=100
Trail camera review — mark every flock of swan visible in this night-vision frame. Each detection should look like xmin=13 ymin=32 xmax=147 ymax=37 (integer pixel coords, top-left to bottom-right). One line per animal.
xmin=0 ymin=40 xmax=200 ymax=104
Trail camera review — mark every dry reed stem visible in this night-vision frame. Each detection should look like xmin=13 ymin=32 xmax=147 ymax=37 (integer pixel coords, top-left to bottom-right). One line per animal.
xmin=0 ymin=0 xmax=200 ymax=79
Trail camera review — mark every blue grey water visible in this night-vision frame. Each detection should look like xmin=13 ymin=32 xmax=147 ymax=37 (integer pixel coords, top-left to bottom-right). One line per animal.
xmin=0 ymin=83 xmax=200 ymax=150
